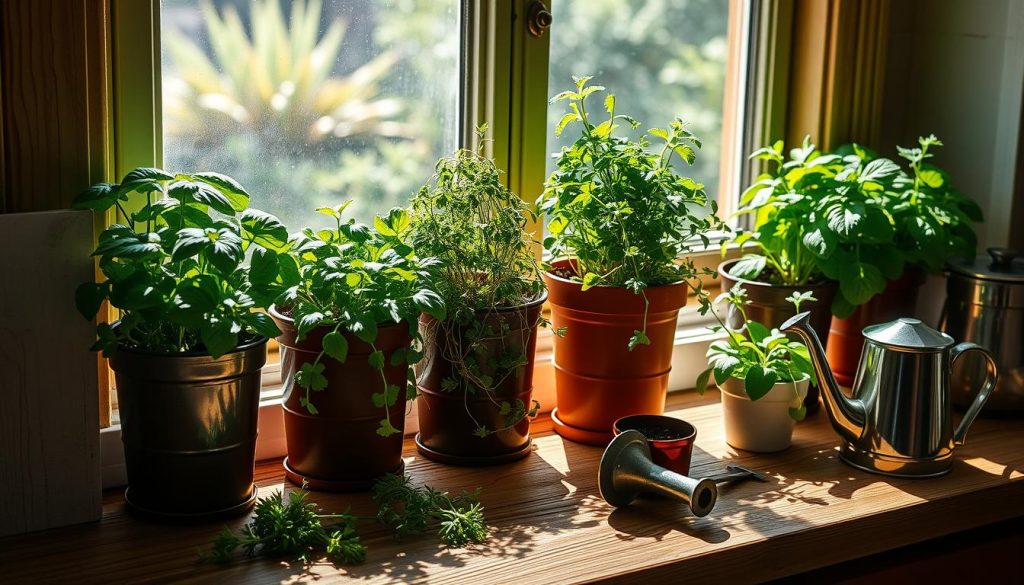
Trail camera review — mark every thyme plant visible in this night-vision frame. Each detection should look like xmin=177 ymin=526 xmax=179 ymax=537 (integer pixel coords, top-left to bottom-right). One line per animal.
xmin=280 ymin=202 xmax=445 ymax=436
xmin=408 ymin=138 xmax=550 ymax=436
xmin=73 ymin=168 xmax=290 ymax=357
xmin=539 ymin=76 xmax=726 ymax=349
xmin=206 ymin=475 xmax=488 ymax=565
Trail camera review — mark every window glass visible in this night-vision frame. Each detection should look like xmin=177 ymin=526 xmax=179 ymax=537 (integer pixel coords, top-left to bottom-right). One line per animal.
xmin=545 ymin=0 xmax=730 ymax=199
xmin=161 ymin=0 xmax=460 ymax=230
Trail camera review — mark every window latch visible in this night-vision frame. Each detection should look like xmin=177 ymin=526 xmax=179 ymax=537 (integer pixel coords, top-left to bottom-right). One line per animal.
xmin=527 ymin=1 xmax=552 ymax=37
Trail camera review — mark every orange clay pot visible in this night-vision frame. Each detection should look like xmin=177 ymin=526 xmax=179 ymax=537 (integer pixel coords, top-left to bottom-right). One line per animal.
xmin=826 ymin=268 xmax=926 ymax=387
xmin=543 ymin=260 xmax=688 ymax=446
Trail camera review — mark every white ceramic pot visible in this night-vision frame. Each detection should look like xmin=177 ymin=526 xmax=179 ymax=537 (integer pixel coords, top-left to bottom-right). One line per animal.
xmin=720 ymin=375 xmax=809 ymax=453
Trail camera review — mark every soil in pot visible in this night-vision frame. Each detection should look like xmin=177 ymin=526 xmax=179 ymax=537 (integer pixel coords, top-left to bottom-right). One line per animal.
xmin=544 ymin=259 xmax=687 ymax=446
xmin=416 ymin=293 xmax=546 ymax=465
xmin=613 ymin=414 xmax=697 ymax=475
xmin=827 ymin=268 xmax=926 ymax=387
xmin=720 ymin=376 xmax=808 ymax=453
xmin=271 ymin=307 xmax=410 ymax=491
xmin=110 ymin=337 xmax=266 ymax=521
xmin=719 ymin=259 xmax=838 ymax=414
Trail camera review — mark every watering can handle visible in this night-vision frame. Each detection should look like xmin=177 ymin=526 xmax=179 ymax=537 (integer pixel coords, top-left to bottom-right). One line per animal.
xmin=950 ymin=342 xmax=998 ymax=445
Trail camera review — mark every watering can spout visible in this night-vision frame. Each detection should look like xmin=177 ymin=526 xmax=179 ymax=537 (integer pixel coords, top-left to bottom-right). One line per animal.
xmin=780 ymin=312 xmax=865 ymax=443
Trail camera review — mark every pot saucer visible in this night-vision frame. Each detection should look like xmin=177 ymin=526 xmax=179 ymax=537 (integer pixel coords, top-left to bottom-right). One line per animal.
xmin=551 ymin=408 xmax=613 ymax=446
xmin=283 ymin=457 xmax=405 ymax=492
xmin=414 ymin=434 xmax=532 ymax=466
xmin=124 ymin=483 xmax=258 ymax=523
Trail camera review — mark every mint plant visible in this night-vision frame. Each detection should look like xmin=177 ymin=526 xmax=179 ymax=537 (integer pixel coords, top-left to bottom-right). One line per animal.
xmin=539 ymin=76 xmax=726 ymax=349
xmin=729 ymin=138 xmax=905 ymax=316
xmin=408 ymin=138 xmax=550 ymax=437
xmin=73 ymin=167 xmax=290 ymax=357
xmin=890 ymin=135 xmax=981 ymax=272
xmin=279 ymin=201 xmax=445 ymax=436
xmin=697 ymin=285 xmax=817 ymax=420
xmin=730 ymin=136 xmax=981 ymax=317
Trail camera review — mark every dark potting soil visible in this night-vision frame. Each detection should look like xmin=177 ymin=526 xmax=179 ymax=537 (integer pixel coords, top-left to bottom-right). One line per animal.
xmin=625 ymin=423 xmax=688 ymax=441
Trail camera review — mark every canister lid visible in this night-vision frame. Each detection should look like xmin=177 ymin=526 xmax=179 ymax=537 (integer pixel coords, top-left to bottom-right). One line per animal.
xmin=863 ymin=317 xmax=954 ymax=350
xmin=947 ymin=247 xmax=1024 ymax=282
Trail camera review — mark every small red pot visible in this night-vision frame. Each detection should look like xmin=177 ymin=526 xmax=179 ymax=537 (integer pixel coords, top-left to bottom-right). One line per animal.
xmin=613 ymin=414 xmax=697 ymax=476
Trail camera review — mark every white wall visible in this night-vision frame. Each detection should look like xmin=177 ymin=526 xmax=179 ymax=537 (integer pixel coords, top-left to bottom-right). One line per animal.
xmin=881 ymin=0 xmax=1024 ymax=250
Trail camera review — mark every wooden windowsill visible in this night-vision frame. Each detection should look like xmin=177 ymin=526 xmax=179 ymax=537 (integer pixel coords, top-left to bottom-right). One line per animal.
xmin=4 ymin=390 xmax=1023 ymax=583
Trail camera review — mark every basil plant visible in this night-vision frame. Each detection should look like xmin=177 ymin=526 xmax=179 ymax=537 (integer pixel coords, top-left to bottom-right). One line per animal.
xmin=73 ymin=168 xmax=292 ymax=358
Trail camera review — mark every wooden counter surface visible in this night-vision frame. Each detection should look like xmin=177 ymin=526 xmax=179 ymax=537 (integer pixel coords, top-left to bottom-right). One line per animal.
xmin=2 ymin=390 xmax=1022 ymax=584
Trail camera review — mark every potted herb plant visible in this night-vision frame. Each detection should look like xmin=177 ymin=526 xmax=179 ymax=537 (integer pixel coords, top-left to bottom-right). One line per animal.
xmin=408 ymin=141 xmax=549 ymax=465
xmin=73 ymin=167 xmax=289 ymax=520
xmin=697 ymin=285 xmax=817 ymax=452
xmin=269 ymin=202 xmax=444 ymax=491
xmin=826 ymin=136 xmax=981 ymax=385
xmin=538 ymin=76 xmax=725 ymax=445
xmin=724 ymin=137 xmax=905 ymax=401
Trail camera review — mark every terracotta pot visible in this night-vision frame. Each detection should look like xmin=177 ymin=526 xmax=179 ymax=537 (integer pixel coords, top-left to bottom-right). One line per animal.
xmin=415 ymin=293 xmax=546 ymax=465
xmin=720 ymin=376 xmax=808 ymax=453
xmin=271 ymin=307 xmax=410 ymax=491
xmin=544 ymin=259 xmax=687 ymax=446
xmin=613 ymin=414 xmax=697 ymax=476
xmin=110 ymin=337 xmax=265 ymax=521
xmin=826 ymin=268 xmax=926 ymax=387
xmin=719 ymin=259 xmax=838 ymax=414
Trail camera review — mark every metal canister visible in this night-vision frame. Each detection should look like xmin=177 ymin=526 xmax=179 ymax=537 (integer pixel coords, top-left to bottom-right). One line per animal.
xmin=940 ymin=248 xmax=1024 ymax=412
xmin=110 ymin=337 xmax=266 ymax=520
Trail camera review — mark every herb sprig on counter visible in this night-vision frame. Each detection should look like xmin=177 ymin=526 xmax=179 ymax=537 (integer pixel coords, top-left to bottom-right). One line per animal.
xmin=205 ymin=475 xmax=488 ymax=565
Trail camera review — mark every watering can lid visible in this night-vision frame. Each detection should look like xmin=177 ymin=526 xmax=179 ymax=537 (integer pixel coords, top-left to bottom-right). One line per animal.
xmin=863 ymin=317 xmax=954 ymax=350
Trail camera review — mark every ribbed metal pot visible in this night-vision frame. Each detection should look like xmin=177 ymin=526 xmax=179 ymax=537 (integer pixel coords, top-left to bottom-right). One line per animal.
xmin=109 ymin=337 xmax=266 ymax=521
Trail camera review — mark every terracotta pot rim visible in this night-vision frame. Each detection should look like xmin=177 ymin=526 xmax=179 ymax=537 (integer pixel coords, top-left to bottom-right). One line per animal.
xmin=270 ymin=305 xmax=405 ymax=333
xmin=719 ymin=259 xmax=837 ymax=292
xmin=612 ymin=414 xmax=697 ymax=444
xmin=544 ymin=259 xmax=687 ymax=292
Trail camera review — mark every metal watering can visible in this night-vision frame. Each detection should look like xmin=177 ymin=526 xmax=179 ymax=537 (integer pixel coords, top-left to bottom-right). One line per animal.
xmin=781 ymin=313 xmax=998 ymax=478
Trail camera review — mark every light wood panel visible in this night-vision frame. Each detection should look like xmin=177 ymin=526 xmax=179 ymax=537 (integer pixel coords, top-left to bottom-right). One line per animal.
xmin=2 ymin=389 xmax=1021 ymax=582
xmin=0 ymin=210 xmax=101 ymax=537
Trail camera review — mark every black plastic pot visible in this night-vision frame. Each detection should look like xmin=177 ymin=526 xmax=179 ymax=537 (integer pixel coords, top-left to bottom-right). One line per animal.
xmin=110 ymin=337 xmax=266 ymax=522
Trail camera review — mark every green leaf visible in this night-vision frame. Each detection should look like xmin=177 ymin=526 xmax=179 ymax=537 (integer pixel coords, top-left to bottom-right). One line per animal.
xmin=730 ymin=254 xmax=767 ymax=280
xmin=555 ymin=112 xmax=578 ymax=136
xmin=389 ymin=347 xmax=406 ymax=367
xmin=72 ymin=182 xmax=120 ymax=211
xmin=789 ymin=405 xmax=807 ymax=421
xmin=838 ymin=262 xmax=885 ymax=306
xmin=825 ymin=203 xmax=865 ymax=238
xmin=75 ymin=282 xmax=106 ymax=320
xmin=201 ymin=321 xmax=238 ymax=358
xmin=746 ymin=321 xmax=770 ymax=344
xmin=377 ymin=419 xmax=399 ymax=437
xmin=322 ymin=331 xmax=349 ymax=363
xmin=373 ymin=216 xmax=397 ymax=237
xmin=695 ymin=367 xmax=713 ymax=395
xmin=250 ymin=248 xmax=280 ymax=285
xmin=240 ymin=209 xmax=288 ymax=250
xmin=168 ymin=180 xmax=235 ymax=215
xmin=296 ymin=362 xmax=328 ymax=392
xmin=241 ymin=311 xmax=280 ymax=339
xmin=368 ymin=350 xmax=385 ymax=370
xmin=193 ymin=172 xmax=250 ymax=212
xmin=296 ymin=310 xmax=325 ymax=338
xmin=744 ymin=365 xmax=778 ymax=401
xmin=858 ymin=158 xmax=900 ymax=187
xmin=348 ymin=314 xmax=378 ymax=344
xmin=628 ymin=329 xmax=650 ymax=351
xmin=413 ymin=289 xmax=446 ymax=320
xmin=580 ymin=272 xmax=601 ymax=291
xmin=802 ymin=225 xmax=835 ymax=258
